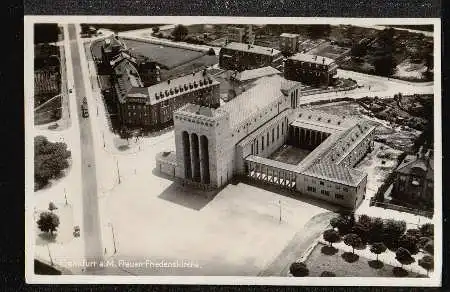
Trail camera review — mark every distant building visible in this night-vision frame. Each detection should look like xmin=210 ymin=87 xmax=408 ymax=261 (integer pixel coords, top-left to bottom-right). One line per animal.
xmin=391 ymin=148 xmax=434 ymax=208
xmin=226 ymin=25 xmax=254 ymax=44
xmin=219 ymin=42 xmax=283 ymax=72
xmin=157 ymin=74 xmax=375 ymax=209
xmin=284 ymin=53 xmax=338 ymax=87
xmin=101 ymin=35 xmax=128 ymax=66
xmin=227 ymin=26 xmax=246 ymax=43
xmin=280 ymin=33 xmax=300 ymax=55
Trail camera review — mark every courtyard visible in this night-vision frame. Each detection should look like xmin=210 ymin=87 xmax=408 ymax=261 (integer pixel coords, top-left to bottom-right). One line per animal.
xmin=269 ymin=145 xmax=312 ymax=165
xmin=95 ymin=130 xmax=333 ymax=276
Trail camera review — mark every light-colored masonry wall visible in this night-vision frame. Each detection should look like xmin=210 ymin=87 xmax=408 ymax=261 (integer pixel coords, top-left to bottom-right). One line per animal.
xmin=173 ymin=109 xmax=234 ymax=188
xmin=295 ymin=173 xmax=365 ymax=209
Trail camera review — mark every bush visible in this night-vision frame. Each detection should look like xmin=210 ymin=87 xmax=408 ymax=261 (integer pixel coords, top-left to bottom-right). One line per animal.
xmin=320 ymin=271 xmax=336 ymax=277
xmin=207 ymin=48 xmax=216 ymax=55
xmin=289 ymin=262 xmax=309 ymax=277
xmin=418 ymin=255 xmax=434 ymax=276
xmin=34 ymin=135 xmax=71 ymax=190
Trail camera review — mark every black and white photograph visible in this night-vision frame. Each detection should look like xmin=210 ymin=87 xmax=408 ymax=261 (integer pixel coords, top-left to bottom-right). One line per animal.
xmin=24 ymin=16 xmax=441 ymax=286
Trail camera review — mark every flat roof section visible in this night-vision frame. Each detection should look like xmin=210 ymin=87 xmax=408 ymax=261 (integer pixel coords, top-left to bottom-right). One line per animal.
xmin=222 ymin=42 xmax=281 ymax=56
xmin=288 ymin=53 xmax=336 ymax=66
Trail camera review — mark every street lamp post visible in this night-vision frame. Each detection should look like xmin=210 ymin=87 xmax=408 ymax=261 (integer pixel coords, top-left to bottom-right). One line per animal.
xmin=108 ymin=223 xmax=117 ymax=254
xmin=279 ymin=200 xmax=282 ymax=224
xmin=116 ymin=159 xmax=121 ymax=184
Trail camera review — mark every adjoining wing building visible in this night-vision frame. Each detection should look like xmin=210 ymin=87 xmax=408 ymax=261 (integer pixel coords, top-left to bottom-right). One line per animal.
xmin=156 ymin=74 xmax=375 ymax=209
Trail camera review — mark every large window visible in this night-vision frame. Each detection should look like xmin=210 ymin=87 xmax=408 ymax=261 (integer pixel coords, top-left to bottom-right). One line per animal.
xmin=262 ymin=136 xmax=265 ymax=151
xmin=307 ymin=186 xmax=316 ymax=193
xmin=321 ymin=190 xmax=330 ymax=196
xmin=272 ymin=128 xmax=275 ymax=142
xmin=267 ymin=132 xmax=270 ymax=146
xmin=335 ymin=194 xmax=344 ymax=200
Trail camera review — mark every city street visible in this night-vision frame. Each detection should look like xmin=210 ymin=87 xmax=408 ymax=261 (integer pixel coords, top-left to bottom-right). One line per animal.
xmin=68 ymin=24 xmax=103 ymax=267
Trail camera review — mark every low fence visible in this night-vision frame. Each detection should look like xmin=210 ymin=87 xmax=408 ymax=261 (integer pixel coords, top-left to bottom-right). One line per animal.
xmin=372 ymin=201 xmax=433 ymax=218
xmin=120 ymin=35 xmax=211 ymax=53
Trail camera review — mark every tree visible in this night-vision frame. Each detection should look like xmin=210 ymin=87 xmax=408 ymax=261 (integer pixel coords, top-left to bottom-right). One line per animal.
xmin=37 ymin=211 xmax=60 ymax=235
xmin=344 ymin=233 xmax=362 ymax=255
xmin=172 ymin=24 xmax=188 ymax=41
xmin=323 ymin=229 xmax=340 ymax=247
xmin=398 ymin=234 xmax=419 ymax=254
xmin=330 ymin=217 xmax=339 ymax=230
xmin=320 ymin=271 xmax=336 ymax=277
xmin=207 ymin=48 xmax=216 ymax=56
xmin=368 ymin=217 xmax=384 ymax=243
xmin=289 ymin=262 xmax=309 ymax=277
xmin=424 ymin=240 xmax=434 ymax=255
xmin=152 ymin=26 xmax=160 ymax=33
xmin=418 ymin=255 xmax=434 ymax=276
xmin=395 ymin=247 xmax=415 ymax=269
xmin=382 ymin=219 xmax=406 ymax=249
xmin=48 ymin=202 xmax=57 ymax=212
xmin=373 ymin=54 xmax=396 ymax=77
xmin=370 ymin=242 xmax=387 ymax=261
xmin=419 ymin=223 xmax=434 ymax=238
xmin=34 ymin=136 xmax=71 ymax=190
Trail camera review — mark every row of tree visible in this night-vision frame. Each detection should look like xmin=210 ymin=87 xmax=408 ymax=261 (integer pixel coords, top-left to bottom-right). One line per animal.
xmin=329 ymin=212 xmax=434 ymax=254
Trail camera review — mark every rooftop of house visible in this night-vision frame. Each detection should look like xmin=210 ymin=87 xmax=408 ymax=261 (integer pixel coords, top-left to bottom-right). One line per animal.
xmin=221 ymin=75 xmax=300 ymax=130
xmin=113 ymin=58 xmax=144 ymax=103
xmin=146 ymin=71 xmax=220 ymax=105
xmin=222 ymin=42 xmax=281 ymax=56
xmin=288 ymin=53 xmax=336 ymax=66
xmin=234 ymin=66 xmax=281 ymax=82
xmin=396 ymin=148 xmax=434 ymax=180
xmin=289 ymin=110 xmax=374 ymax=186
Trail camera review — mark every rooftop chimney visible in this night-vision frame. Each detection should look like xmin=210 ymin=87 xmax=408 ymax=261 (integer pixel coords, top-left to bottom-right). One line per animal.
xmin=322 ymin=58 xmax=325 ymax=64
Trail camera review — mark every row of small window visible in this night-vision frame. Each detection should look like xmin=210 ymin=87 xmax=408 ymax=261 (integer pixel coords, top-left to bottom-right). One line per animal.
xmin=251 ymin=121 xmax=286 ymax=155
xmin=306 ymin=186 xmax=345 ymax=199
xmin=305 ymin=179 xmax=349 ymax=192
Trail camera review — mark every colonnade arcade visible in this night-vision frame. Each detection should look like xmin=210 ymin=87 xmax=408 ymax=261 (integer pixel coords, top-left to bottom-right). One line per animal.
xmin=288 ymin=125 xmax=330 ymax=150
xmin=181 ymin=131 xmax=210 ymax=184
xmin=245 ymin=160 xmax=296 ymax=190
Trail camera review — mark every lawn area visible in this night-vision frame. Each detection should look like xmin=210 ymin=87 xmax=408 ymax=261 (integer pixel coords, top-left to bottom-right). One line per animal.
xmin=123 ymin=39 xmax=206 ymax=69
xmin=304 ymin=243 xmax=424 ymax=277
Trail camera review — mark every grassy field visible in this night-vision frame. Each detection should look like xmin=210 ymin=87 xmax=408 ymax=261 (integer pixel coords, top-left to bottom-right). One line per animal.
xmin=305 ymin=243 xmax=424 ymax=277
xmin=123 ymin=39 xmax=206 ymax=69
